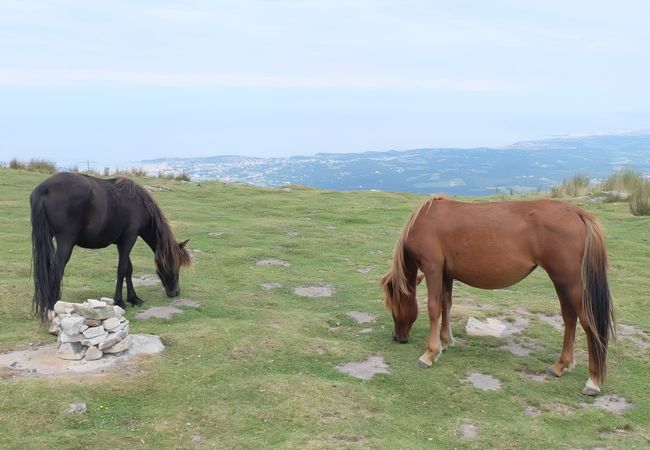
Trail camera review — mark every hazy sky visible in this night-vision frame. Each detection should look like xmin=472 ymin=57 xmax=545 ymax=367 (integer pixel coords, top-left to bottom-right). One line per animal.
xmin=1 ymin=1 xmax=649 ymax=167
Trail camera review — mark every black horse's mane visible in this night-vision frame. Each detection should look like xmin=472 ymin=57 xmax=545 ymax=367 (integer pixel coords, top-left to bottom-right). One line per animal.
xmin=114 ymin=177 xmax=192 ymax=271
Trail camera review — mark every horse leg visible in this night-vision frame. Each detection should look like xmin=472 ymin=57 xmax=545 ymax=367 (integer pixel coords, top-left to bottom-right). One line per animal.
xmin=547 ymin=282 xmax=578 ymax=377
xmin=440 ymin=275 xmax=455 ymax=349
xmin=578 ymin=312 xmax=602 ymax=396
xmin=124 ymin=257 xmax=144 ymax=306
xmin=50 ymin=237 xmax=75 ymax=313
xmin=417 ymin=266 xmax=444 ymax=368
xmin=114 ymin=235 xmax=138 ymax=308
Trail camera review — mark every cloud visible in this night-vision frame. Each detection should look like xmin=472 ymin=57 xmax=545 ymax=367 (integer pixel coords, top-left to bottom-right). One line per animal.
xmin=0 ymin=68 xmax=516 ymax=92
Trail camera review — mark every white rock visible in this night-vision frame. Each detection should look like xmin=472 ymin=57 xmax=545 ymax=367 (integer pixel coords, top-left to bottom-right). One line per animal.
xmin=103 ymin=317 xmax=121 ymax=331
xmin=84 ymin=346 xmax=103 ymax=361
xmin=103 ymin=335 xmax=131 ymax=354
xmin=79 ymin=324 xmax=88 ymax=333
xmin=57 ymin=342 xmax=86 ymax=360
xmin=466 ymin=317 xmax=508 ymax=338
xmin=100 ymin=297 xmax=115 ymax=305
xmin=48 ymin=316 xmax=61 ymax=335
xmin=86 ymin=299 xmax=107 ymax=308
xmin=53 ymin=301 xmax=75 ymax=314
xmin=58 ymin=332 xmax=83 ymax=343
xmin=81 ymin=332 xmax=108 ymax=347
xmin=99 ymin=325 xmax=129 ymax=350
xmin=113 ymin=305 xmax=125 ymax=317
xmin=60 ymin=316 xmax=86 ymax=335
xmin=82 ymin=325 xmax=106 ymax=338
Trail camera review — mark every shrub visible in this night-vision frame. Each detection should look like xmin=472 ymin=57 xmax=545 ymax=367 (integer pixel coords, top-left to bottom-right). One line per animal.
xmin=8 ymin=158 xmax=56 ymax=173
xmin=9 ymin=158 xmax=26 ymax=170
xmin=630 ymin=178 xmax=650 ymax=216
xmin=27 ymin=159 xmax=57 ymax=174
xmin=158 ymin=170 xmax=191 ymax=181
xmin=549 ymin=173 xmax=591 ymax=197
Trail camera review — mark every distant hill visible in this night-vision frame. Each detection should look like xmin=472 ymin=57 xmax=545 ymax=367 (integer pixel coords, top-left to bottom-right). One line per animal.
xmin=142 ymin=132 xmax=650 ymax=195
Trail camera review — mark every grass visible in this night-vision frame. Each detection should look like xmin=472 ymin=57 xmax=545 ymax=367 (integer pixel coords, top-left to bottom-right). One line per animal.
xmin=0 ymin=169 xmax=649 ymax=449
xmin=552 ymin=169 xmax=650 ymax=216
xmin=8 ymin=158 xmax=57 ymax=174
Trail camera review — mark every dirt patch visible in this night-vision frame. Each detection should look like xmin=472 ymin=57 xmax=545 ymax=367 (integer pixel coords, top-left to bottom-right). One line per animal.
xmin=208 ymin=232 xmax=224 ymax=237
xmin=462 ymin=373 xmax=501 ymax=391
xmin=135 ymin=306 xmax=183 ymax=320
xmin=171 ymin=299 xmax=201 ymax=308
xmin=356 ymin=267 xmax=372 ymax=273
xmin=502 ymin=342 xmax=533 ymax=356
xmin=132 ymin=275 xmax=160 ymax=286
xmin=537 ymin=314 xmax=564 ymax=331
xmin=294 ymin=284 xmax=334 ymax=298
xmin=286 ymin=231 xmax=301 ymax=237
xmin=617 ymin=323 xmax=650 ymax=350
xmin=459 ymin=423 xmax=479 ymax=440
xmin=261 ymin=283 xmax=282 ymax=290
xmin=519 ymin=372 xmax=548 ymax=382
xmin=325 ymin=225 xmax=337 ymax=229
xmin=335 ymin=355 xmax=389 ymax=380
xmin=502 ymin=337 xmax=541 ymax=356
xmin=582 ymin=395 xmax=633 ymax=415
xmin=524 ymin=404 xmax=541 ymax=417
xmin=346 ymin=311 xmax=376 ymax=324
xmin=0 ymin=334 xmax=164 ymax=379
xmin=255 ymin=258 xmax=291 ymax=267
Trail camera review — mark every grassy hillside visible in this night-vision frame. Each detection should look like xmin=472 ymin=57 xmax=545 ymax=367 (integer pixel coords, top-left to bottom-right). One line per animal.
xmin=0 ymin=168 xmax=648 ymax=449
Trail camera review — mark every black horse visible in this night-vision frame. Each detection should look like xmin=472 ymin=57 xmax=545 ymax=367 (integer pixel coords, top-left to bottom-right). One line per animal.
xmin=30 ymin=172 xmax=192 ymax=321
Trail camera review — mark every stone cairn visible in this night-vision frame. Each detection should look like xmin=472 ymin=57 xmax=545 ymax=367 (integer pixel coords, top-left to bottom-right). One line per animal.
xmin=49 ymin=298 xmax=131 ymax=361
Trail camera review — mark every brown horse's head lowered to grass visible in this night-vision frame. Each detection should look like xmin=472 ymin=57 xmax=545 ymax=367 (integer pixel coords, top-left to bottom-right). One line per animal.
xmin=382 ymin=197 xmax=615 ymax=396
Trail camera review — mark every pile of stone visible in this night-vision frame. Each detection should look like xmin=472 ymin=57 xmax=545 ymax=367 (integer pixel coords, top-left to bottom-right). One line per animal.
xmin=49 ymin=298 xmax=130 ymax=361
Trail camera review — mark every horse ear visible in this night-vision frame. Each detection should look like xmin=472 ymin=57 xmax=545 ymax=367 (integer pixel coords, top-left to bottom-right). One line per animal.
xmin=416 ymin=274 xmax=425 ymax=285
xmin=179 ymin=239 xmax=190 ymax=248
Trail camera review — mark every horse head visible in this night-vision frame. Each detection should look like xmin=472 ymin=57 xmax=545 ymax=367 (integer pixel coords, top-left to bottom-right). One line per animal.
xmin=381 ymin=273 xmax=422 ymax=344
xmin=156 ymin=239 xmax=192 ymax=297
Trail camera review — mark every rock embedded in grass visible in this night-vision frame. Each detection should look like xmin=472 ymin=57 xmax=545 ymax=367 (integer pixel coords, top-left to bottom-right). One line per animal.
xmin=346 ymin=311 xmax=376 ymax=324
xmin=135 ymin=306 xmax=183 ymax=320
xmin=293 ymin=284 xmax=335 ymax=298
xmin=462 ymin=373 xmax=501 ymax=391
xmin=335 ymin=355 xmax=390 ymax=380
xmin=254 ymin=258 xmax=291 ymax=267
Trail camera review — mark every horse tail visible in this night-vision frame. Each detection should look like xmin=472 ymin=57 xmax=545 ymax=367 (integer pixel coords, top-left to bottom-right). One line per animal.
xmin=579 ymin=212 xmax=616 ymax=383
xmin=30 ymin=191 xmax=58 ymax=322
xmin=381 ymin=198 xmax=434 ymax=312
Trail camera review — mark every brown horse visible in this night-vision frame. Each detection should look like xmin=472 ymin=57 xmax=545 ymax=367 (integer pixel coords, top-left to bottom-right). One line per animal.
xmin=381 ymin=197 xmax=615 ymax=396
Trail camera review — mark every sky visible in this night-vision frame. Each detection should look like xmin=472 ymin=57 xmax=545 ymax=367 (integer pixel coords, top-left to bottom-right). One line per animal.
xmin=1 ymin=0 xmax=649 ymax=167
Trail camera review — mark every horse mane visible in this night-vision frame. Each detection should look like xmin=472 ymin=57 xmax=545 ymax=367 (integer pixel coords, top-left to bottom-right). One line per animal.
xmin=114 ymin=177 xmax=192 ymax=271
xmin=382 ymin=196 xmax=441 ymax=312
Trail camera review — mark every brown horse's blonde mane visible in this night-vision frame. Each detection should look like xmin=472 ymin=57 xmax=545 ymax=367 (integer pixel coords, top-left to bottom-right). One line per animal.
xmin=114 ymin=177 xmax=192 ymax=272
xmin=382 ymin=196 xmax=442 ymax=312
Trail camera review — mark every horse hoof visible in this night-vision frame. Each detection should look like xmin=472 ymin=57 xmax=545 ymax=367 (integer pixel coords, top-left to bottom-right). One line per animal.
xmin=581 ymin=386 xmax=600 ymax=396
xmin=546 ymin=367 xmax=561 ymax=378
xmin=416 ymin=358 xmax=432 ymax=369
xmin=582 ymin=378 xmax=601 ymax=396
xmin=128 ymin=298 xmax=144 ymax=306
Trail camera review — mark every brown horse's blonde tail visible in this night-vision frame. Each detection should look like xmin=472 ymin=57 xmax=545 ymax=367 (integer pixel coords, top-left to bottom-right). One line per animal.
xmin=580 ymin=213 xmax=616 ymax=383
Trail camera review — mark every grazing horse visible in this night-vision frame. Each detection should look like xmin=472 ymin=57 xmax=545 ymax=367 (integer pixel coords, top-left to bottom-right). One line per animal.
xmin=381 ymin=197 xmax=615 ymax=396
xmin=30 ymin=172 xmax=192 ymax=320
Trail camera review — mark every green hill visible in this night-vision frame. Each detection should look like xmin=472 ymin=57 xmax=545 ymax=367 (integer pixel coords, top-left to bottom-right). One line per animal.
xmin=0 ymin=168 xmax=648 ymax=448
